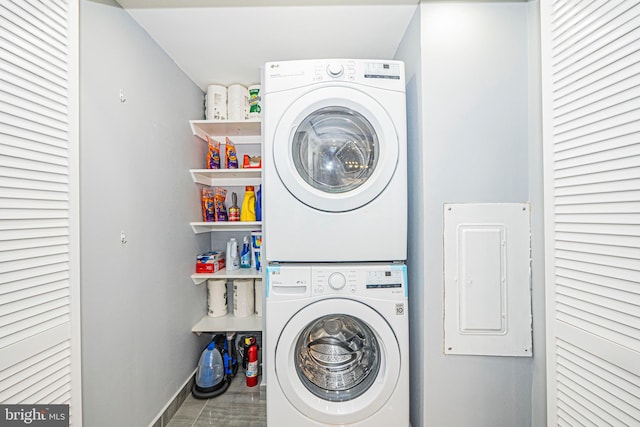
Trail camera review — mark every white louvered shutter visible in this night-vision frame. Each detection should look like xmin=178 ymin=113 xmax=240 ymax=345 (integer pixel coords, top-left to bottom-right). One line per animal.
xmin=0 ymin=0 xmax=81 ymax=422
xmin=541 ymin=0 xmax=640 ymax=425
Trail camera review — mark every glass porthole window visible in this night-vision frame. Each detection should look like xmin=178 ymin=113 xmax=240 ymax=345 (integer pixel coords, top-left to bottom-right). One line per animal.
xmin=292 ymin=107 xmax=379 ymax=193
xmin=295 ymin=314 xmax=381 ymax=402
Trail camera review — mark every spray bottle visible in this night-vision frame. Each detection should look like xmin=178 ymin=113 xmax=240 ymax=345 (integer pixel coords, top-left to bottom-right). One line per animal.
xmin=240 ymin=236 xmax=251 ymax=268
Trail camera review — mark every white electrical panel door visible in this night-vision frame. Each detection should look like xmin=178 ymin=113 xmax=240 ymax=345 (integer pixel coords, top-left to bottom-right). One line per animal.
xmin=444 ymin=203 xmax=532 ymax=357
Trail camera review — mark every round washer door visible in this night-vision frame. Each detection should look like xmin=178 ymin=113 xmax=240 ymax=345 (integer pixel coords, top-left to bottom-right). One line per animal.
xmin=272 ymin=86 xmax=399 ymax=212
xmin=275 ymin=298 xmax=401 ymax=425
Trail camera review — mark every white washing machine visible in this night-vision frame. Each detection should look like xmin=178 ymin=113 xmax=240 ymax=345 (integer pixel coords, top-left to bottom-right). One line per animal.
xmin=263 ymin=59 xmax=407 ymax=262
xmin=265 ymin=263 xmax=409 ymax=427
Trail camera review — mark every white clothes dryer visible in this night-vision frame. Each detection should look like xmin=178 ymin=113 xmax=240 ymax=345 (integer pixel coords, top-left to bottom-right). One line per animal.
xmin=263 ymin=59 xmax=407 ymax=262
xmin=265 ymin=263 xmax=409 ymax=427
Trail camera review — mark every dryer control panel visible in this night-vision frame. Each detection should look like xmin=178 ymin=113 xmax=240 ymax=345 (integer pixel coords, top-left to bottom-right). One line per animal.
xmin=263 ymin=59 xmax=405 ymax=93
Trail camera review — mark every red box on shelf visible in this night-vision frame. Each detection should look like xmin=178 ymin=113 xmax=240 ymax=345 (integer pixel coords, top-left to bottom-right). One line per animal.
xmin=195 ymin=251 xmax=225 ymax=273
xmin=243 ymin=154 xmax=261 ymax=169
xmin=195 ymin=259 xmax=225 ymax=273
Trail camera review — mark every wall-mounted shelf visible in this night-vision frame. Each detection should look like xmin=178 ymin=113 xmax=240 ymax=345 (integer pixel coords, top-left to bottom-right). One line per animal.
xmin=188 ymin=117 xmax=263 ymax=334
xmin=191 ymin=268 xmax=262 ymax=285
xmin=190 ymin=168 xmax=261 ymax=186
xmin=190 ymin=119 xmax=261 ymax=141
xmin=190 ymin=221 xmax=262 ymax=234
xmin=192 ymin=314 xmax=262 ymax=334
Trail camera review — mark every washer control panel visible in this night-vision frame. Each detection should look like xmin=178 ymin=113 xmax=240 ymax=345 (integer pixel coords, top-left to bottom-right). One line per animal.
xmin=267 ymin=264 xmax=407 ymax=299
xmin=365 ymin=269 xmax=404 ymax=290
xmin=311 ymin=264 xmax=406 ymax=297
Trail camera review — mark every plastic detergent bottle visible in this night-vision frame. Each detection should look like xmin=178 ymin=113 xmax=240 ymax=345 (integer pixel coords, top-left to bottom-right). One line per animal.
xmin=240 ymin=186 xmax=256 ymax=222
xmin=226 ymin=238 xmax=239 ymax=271
xmin=240 ymin=236 xmax=251 ymax=268
xmin=255 ymin=186 xmax=262 ymax=221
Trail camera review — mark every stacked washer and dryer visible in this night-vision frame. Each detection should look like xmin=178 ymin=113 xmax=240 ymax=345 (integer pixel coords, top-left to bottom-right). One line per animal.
xmin=262 ymin=59 xmax=409 ymax=427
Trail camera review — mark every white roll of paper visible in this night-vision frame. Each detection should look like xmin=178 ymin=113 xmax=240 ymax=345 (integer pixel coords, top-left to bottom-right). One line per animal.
xmin=233 ymin=279 xmax=254 ymax=318
xmin=205 ymin=85 xmax=227 ymax=120
xmin=254 ymin=279 xmax=263 ymax=317
xmin=227 ymin=84 xmax=248 ymax=120
xmin=207 ymin=279 xmax=227 ymax=317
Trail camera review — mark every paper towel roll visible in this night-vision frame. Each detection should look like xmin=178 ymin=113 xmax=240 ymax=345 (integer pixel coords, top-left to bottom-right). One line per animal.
xmin=254 ymin=279 xmax=263 ymax=317
xmin=207 ymin=279 xmax=227 ymax=317
xmin=227 ymin=84 xmax=248 ymax=120
xmin=233 ymin=279 xmax=254 ymax=317
xmin=248 ymin=84 xmax=261 ymax=119
xmin=205 ymin=85 xmax=227 ymax=120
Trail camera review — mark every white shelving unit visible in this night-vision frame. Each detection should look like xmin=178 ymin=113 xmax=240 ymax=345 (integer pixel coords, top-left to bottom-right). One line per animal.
xmin=189 ymin=119 xmax=261 ymax=140
xmin=190 ymin=168 xmax=262 ymax=187
xmin=191 ymin=267 xmax=262 ymax=285
xmin=192 ymin=313 xmax=262 ymax=335
xmin=190 ymin=220 xmax=262 ymax=234
xmin=189 ymin=119 xmax=263 ymax=333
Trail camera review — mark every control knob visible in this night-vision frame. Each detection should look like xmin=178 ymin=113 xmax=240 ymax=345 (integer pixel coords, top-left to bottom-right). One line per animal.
xmin=328 ymin=272 xmax=346 ymax=290
xmin=327 ymin=63 xmax=344 ymax=78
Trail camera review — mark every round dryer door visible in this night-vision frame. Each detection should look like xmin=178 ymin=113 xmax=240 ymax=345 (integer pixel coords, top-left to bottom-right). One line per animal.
xmin=272 ymin=86 xmax=399 ymax=212
xmin=275 ymin=298 xmax=401 ymax=425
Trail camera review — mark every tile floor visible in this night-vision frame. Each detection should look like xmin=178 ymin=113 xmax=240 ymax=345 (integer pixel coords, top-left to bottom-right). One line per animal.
xmin=166 ymin=376 xmax=266 ymax=427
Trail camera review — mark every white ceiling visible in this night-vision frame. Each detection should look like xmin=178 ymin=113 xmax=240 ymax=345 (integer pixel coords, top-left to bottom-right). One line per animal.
xmin=116 ymin=0 xmax=419 ymax=90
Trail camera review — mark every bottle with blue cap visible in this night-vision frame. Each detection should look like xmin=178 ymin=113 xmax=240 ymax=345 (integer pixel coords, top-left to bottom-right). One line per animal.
xmin=240 ymin=236 xmax=251 ymax=268
xmin=226 ymin=238 xmax=239 ymax=271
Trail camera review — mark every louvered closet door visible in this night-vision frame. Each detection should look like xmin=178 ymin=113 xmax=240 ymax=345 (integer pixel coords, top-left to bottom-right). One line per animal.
xmin=541 ymin=0 xmax=640 ymax=425
xmin=0 ymin=0 xmax=81 ymax=422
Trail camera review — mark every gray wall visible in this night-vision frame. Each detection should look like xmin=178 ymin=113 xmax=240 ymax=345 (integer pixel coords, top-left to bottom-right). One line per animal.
xmin=80 ymin=1 xmax=209 ymax=425
xmin=395 ymin=7 xmax=425 ymax=427
xmin=527 ymin=1 xmax=546 ymax=425
xmin=396 ymin=2 xmax=544 ymax=426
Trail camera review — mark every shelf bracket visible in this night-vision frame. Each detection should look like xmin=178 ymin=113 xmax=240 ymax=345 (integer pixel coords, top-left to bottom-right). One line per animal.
xmin=191 ymin=275 xmax=208 ymax=285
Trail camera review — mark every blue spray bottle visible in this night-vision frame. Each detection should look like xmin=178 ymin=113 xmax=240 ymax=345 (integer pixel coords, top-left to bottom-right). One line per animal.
xmin=240 ymin=236 xmax=251 ymax=268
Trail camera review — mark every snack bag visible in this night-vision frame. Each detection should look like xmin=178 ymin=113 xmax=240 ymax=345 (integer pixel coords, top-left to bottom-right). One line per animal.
xmin=225 ymin=137 xmax=239 ymax=169
xmin=214 ymin=187 xmax=228 ymax=222
xmin=201 ymin=188 xmax=215 ymax=222
xmin=206 ymin=135 xmax=221 ymax=169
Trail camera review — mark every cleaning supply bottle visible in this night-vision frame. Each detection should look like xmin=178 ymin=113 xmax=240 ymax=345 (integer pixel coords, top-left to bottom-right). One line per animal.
xmin=240 ymin=186 xmax=256 ymax=221
xmin=226 ymin=238 xmax=239 ymax=271
xmin=228 ymin=192 xmax=240 ymax=222
xmin=240 ymin=236 xmax=251 ymax=268
xmin=255 ymin=186 xmax=262 ymax=221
